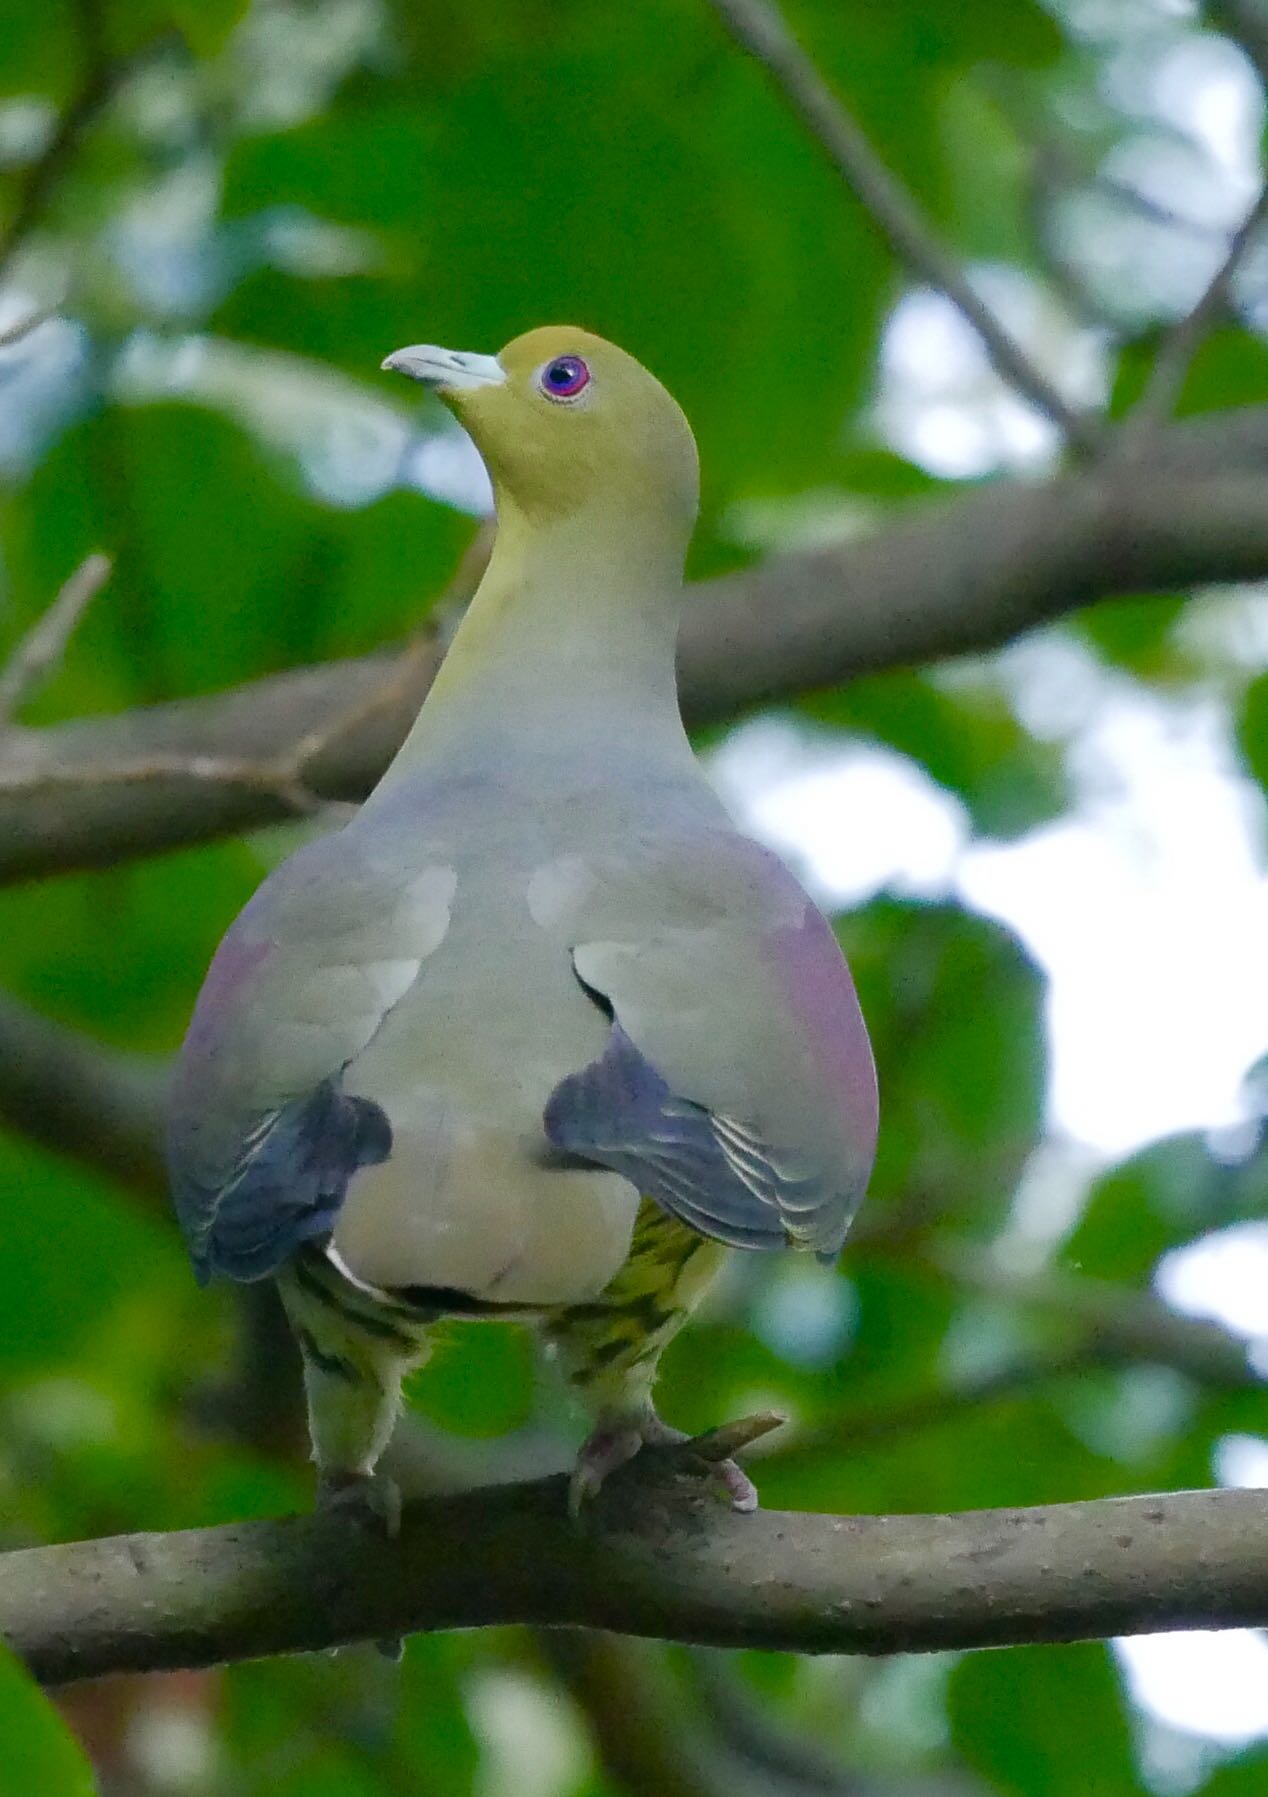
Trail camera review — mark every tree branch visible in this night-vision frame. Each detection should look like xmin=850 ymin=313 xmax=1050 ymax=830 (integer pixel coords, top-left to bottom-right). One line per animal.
xmin=10 ymin=1476 xmax=1268 ymax=1686
xmin=702 ymin=0 xmax=1102 ymax=452
xmin=1115 ymin=183 xmax=1268 ymax=457
xmin=0 ymin=553 xmax=111 ymax=726
xmin=0 ymin=988 xmax=167 ymax=1194
xmin=931 ymin=1243 xmax=1262 ymax=1392
xmin=540 ymin=1630 xmax=961 ymax=1797
xmin=0 ymin=0 xmax=121 ymax=287
xmin=8 ymin=451 xmax=1268 ymax=884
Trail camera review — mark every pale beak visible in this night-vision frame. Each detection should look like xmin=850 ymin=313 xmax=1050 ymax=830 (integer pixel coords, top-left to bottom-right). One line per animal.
xmin=380 ymin=343 xmax=506 ymax=392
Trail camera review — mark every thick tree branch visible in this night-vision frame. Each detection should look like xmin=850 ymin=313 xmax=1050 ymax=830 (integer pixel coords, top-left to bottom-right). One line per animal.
xmin=702 ymin=0 xmax=1101 ymax=451
xmin=10 ymin=1477 xmax=1268 ymax=1686
xmin=7 ymin=454 xmax=1268 ymax=883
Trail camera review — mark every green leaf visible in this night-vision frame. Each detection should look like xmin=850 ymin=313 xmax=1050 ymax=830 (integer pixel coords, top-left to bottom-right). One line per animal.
xmin=1065 ymin=1135 xmax=1268 ymax=1285
xmin=397 ymin=1636 xmax=480 ymax=1793
xmin=1239 ymin=671 xmax=1268 ymax=794
xmin=938 ymin=80 xmax=1034 ymax=263
xmin=405 ymin=1320 xmax=536 ymax=1438
xmin=0 ymin=0 xmax=75 ymax=97
xmin=0 ymin=1645 xmax=96 ymax=1797
xmin=1078 ymin=596 xmax=1186 ymax=677
xmin=1112 ymin=327 xmax=1268 ymax=421
xmin=0 ymin=1133 xmax=180 ymax=1373
xmin=147 ymin=0 xmax=249 ymax=57
xmin=806 ymin=670 xmax=1066 ymax=838
xmin=1202 ymin=1749 xmax=1268 ymax=1795
xmin=950 ymin=1642 xmax=1148 ymax=1797
xmin=0 ymin=0 xmax=247 ymax=98
xmin=845 ymin=899 xmax=1047 ymax=1230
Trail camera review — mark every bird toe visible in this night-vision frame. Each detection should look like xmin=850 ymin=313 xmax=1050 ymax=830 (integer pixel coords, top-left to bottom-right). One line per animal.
xmin=316 ymin=1469 xmax=402 ymax=1540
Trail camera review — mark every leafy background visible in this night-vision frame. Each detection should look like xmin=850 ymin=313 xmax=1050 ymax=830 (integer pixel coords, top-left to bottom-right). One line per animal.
xmin=2 ymin=0 xmax=1268 ymax=1792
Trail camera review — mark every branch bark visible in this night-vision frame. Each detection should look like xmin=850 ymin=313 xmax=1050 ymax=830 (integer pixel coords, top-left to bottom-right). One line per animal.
xmin=10 ymin=1476 xmax=1268 ymax=1686
xmin=0 ymin=989 xmax=167 ymax=1194
xmin=10 ymin=452 xmax=1268 ymax=883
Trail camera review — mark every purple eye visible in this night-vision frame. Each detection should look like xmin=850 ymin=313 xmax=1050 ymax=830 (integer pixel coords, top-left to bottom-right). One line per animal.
xmin=538 ymin=355 xmax=590 ymax=401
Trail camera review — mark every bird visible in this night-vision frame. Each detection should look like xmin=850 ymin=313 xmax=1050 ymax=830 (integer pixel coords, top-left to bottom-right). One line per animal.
xmin=167 ymin=326 xmax=878 ymax=1525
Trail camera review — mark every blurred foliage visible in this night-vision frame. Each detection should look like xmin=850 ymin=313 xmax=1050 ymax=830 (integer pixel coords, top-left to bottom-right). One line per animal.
xmin=0 ymin=1647 xmax=96 ymax=1797
xmin=4 ymin=0 xmax=1268 ymax=1794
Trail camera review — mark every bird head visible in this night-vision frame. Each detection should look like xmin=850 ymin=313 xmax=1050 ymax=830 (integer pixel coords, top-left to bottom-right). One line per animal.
xmin=382 ymin=326 xmax=699 ymax=545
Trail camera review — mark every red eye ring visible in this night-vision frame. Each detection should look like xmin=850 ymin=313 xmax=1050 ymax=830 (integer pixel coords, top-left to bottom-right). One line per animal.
xmin=538 ymin=355 xmax=590 ymax=401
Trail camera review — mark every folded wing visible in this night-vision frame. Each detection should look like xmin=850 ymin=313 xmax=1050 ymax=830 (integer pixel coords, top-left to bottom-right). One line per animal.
xmin=543 ymin=831 xmax=877 ymax=1258
xmin=167 ymin=828 xmax=455 ymax=1283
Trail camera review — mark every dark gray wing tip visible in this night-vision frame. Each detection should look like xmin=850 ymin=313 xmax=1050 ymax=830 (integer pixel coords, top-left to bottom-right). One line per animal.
xmin=546 ymin=1023 xmax=803 ymax=1254
xmin=171 ymin=1081 xmax=392 ymax=1285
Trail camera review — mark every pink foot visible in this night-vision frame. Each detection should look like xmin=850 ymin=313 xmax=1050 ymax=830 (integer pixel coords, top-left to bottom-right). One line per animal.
xmin=570 ymin=1411 xmax=761 ymax=1516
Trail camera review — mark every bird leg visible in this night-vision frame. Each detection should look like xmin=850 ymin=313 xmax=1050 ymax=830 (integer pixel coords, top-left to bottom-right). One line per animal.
xmin=278 ymin=1263 xmax=427 ymax=1539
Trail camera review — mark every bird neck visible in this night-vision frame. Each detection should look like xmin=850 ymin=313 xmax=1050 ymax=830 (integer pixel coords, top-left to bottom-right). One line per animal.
xmin=382 ymin=500 xmax=692 ymax=782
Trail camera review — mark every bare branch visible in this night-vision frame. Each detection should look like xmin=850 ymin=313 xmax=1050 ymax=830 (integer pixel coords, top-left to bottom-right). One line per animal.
xmin=0 ymin=301 xmax=63 ymax=349
xmin=1115 ymin=183 xmax=1268 ymax=457
xmin=772 ymin=1348 xmax=1101 ymax=1473
xmin=541 ymin=1631 xmax=942 ymax=1797
xmin=0 ymin=988 xmax=167 ymax=1195
xmin=12 ymin=1476 xmax=1268 ymax=1685
xmin=0 ymin=553 xmax=111 ymax=726
xmin=9 ymin=448 xmax=1268 ymax=882
xmin=0 ymin=33 xmax=118 ymax=286
xmin=687 ymin=1648 xmax=984 ymax=1797
xmin=932 ymin=1242 xmax=1262 ymax=1392
xmin=702 ymin=0 xmax=1102 ymax=453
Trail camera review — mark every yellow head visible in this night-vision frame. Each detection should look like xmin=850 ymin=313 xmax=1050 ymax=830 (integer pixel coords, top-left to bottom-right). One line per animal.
xmin=382 ymin=326 xmax=699 ymax=547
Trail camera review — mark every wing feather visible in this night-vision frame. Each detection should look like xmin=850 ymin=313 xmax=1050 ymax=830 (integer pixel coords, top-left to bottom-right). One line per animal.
xmin=167 ymin=826 xmax=455 ymax=1283
xmin=543 ymin=830 xmax=877 ymax=1258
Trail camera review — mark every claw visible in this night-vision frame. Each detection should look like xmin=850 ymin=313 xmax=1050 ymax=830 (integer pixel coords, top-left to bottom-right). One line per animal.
xmin=569 ymin=1422 xmax=648 ymax=1517
xmin=570 ymin=1409 xmax=780 ymax=1517
xmin=316 ymin=1469 xmax=402 ymax=1538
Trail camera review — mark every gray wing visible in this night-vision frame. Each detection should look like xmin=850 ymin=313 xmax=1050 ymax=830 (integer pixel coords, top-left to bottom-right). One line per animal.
xmin=541 ymin=832 xmax=878 ymax=1258
xmin=170 ymin=1077 xmax=393 ymax=1284
xmin=544 ymin=1020 xmax=796 ymax=1250
xmin=167 ymin=827 xmax=455 ymax=1285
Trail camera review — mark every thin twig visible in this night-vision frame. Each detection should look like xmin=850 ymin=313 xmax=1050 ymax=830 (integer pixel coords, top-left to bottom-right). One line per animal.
xmin=703 ymin=0 xmax=1102 ymax=455
xmin=1115 ymin=182 xmax=1268 ymax=459
xmin=0 ymin=65 xmax=117 ymax=289
xmin=680 ymin=1412 xmax=786 ymax=1463
xmin=770 ymin=1347 xmax=1102 ymax=1472
xmin=0 ymin=552 xmax=112 ymax=725
xmin=273 ymin=523 xmax=489 ymax=797
xmin=0 ymin=302 xmax=62 ymax=349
